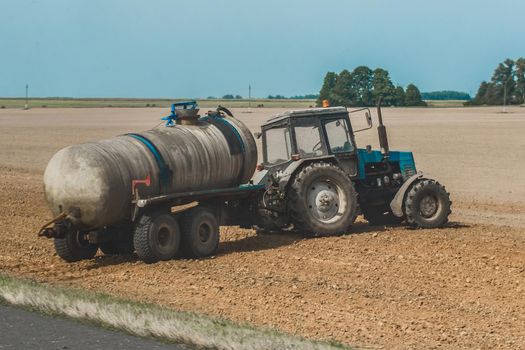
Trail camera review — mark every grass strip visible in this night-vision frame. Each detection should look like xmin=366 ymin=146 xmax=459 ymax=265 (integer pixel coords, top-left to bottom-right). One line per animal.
xmin=0 ymin=274 xmax=351 ymax=350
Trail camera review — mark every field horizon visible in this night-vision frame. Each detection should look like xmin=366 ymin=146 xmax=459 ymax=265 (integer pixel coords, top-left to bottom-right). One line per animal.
xmin=0 ymin=97 xmax=480 ymax=109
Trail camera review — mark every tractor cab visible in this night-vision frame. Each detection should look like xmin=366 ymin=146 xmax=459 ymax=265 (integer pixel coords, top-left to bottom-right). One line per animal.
xmin=259 ymin=107 xmax=360 ymax=176
xmin=253 ymin=103 xmax=451 ymax=235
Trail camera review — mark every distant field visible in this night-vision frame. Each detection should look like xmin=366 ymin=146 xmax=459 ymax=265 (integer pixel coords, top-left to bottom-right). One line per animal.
xmin=0 ymin=98 xmax=479 ymax=109
xmin=0 ymin=98 xmax=316 ymax=109
xmin=424 ymin=100 xmax=468 ymax=107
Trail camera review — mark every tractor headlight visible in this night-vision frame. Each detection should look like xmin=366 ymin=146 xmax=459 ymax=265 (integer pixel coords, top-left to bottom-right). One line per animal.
xmin=393 ymin=173 xmax=403 ymax=180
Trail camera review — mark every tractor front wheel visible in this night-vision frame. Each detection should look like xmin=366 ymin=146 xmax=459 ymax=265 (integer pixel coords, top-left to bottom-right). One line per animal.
xmin=404 ymin=179 xmax=451 ymax=228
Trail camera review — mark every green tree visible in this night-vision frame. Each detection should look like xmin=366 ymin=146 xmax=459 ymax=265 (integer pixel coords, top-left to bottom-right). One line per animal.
xmin=472 ymin=81 xmax=490 ymax=105
xmin=515 ymin=57 xmax=525 ymax=104
xmin=491 ymin=58 xmax=515 ymax=105
xmin=331 ymin=69 xmax=354 ymax=106
xmin=372 ymin=68 xmax=395 ymax=105
xmin=222 ymin=94 xmax=234 ymax=99
xmin=317 ymin=72 xmax=338 ymax=106
xmin=317 ymin=66 xmax=426 ymax=107
xmin=350 ymin=66 xmax=373 ymax=106
xmin=405 ymin=84 xmax=426 ymax=106
xmin=393 ymin=86 xmax=406 ymax=106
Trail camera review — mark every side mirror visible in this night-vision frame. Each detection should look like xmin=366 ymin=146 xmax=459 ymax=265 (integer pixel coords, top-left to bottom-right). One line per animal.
xmin=349 ymin=107 xmax=373 ymax=132
xmin=365 ymin=112 xmax=372 ymax=128
xmin=254 ymin=132 xmax=262 ymax=139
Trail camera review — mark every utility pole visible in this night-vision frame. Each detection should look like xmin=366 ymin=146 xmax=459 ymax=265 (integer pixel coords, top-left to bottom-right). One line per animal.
xmin=25 ymin=84 xmax=29 ymax=110
xmin=248 ymin=84 xmax=251 ymax=109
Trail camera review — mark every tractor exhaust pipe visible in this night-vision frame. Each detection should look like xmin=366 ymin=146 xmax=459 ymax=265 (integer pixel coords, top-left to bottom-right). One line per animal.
xmin=376 ymin=97 xmax=389 ymax=156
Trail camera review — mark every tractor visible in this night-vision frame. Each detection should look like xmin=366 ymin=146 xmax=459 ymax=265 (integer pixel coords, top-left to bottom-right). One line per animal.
xmin=250 ymin=100 xmax=451 ymax=235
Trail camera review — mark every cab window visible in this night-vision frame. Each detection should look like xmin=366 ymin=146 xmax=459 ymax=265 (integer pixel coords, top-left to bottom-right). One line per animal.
xmin=264 ymin=127 xmax=292 ymax=164
xmin=325 ymin=118 xmax=353 ymax=153
xmin=294 ymin=125 xmax=327 ymax=157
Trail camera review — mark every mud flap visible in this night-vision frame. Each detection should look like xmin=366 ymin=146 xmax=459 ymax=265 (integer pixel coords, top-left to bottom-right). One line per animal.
xmin=389 ymin=172 xmax=425 ymax=217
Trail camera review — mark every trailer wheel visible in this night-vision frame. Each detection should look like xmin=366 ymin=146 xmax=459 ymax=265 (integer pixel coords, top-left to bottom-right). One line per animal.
xmin=181 ymin=207 xmax=219 ymax=258
xmin=133 ymin=211 xmax=180 ymax=263
xmin=404 ymin=179 xmax=451 ymax=228
xmin=54 ymin=230 xmax=98 ymax=262
xmin=362 ymin=204 xmax=404 ymax=226
xmin=288 ymin=162 xmax=357 ymax=236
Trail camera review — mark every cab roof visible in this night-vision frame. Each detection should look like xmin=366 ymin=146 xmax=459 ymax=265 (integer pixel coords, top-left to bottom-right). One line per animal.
xmin=262 ymin=107 xmax=348 ymax=126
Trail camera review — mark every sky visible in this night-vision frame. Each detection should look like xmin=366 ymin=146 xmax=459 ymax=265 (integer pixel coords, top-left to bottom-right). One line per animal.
xmin=0 ymin=0 xmax=524 ymax=98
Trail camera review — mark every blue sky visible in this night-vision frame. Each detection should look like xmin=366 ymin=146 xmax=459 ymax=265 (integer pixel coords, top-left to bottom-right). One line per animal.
xmin=1 ymin=0 xmax=524 ymax=98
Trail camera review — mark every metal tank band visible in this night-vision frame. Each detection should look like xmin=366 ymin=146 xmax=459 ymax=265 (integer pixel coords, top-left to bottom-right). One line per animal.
xmin=127 ymin=133 xmax=172 ymax=189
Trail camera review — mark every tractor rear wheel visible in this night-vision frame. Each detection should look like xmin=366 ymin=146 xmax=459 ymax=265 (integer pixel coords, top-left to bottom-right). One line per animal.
xmin=288 ymin=162 xmax=357 ymax=236
xmin=54 ymin=230 xmax=98 ymax=262
xmin=404 ymin=179 xmax=451 ymax=228
xmin=133 ymin=211 xmax=181 ymax=263
xmin=180 ymin=206 xmax=220 ymax=258
xmin=362 ymin=204 xmax=404 ymax=226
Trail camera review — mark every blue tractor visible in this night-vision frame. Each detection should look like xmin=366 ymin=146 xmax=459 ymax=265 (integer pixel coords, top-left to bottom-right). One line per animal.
xmin=252 ymin=101 xmax=451 ymax=235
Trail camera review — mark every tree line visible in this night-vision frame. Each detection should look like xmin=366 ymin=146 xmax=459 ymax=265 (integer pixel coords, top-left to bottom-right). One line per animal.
xmin=470 ymin=58 xmax=525 ymax=105
xmin=268 ymin=94 xmax=319 ymax=99
xmin=207 ymin=94 xmax=320 ymax=100
xmin=421 ymin=91 xmax=471 ymax=100
xmin=317 ymin=66 xmax=425 ymax=107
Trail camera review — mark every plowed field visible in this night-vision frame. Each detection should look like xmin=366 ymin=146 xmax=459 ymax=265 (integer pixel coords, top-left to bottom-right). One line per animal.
xmin=1 ymin=107 xmax=524 ymax=349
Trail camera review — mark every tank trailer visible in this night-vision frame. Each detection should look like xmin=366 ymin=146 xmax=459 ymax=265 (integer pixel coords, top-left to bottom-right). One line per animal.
xmin=38 ymin=101 xmax=451 ymax=263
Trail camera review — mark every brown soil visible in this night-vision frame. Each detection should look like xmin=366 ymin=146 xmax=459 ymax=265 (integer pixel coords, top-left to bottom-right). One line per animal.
xmin=1 ymin=107 xmax=524 ymax=349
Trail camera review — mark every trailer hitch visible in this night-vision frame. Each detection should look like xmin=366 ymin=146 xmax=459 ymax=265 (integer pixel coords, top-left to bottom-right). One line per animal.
xmin=37 ymin=208 xmax=80 ymax=238
xmin=37 ymin=212 xmax=68 ymax=238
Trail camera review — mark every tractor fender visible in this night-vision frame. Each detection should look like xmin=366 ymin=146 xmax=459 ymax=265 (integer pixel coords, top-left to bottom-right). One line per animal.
xmin=390 ymin=171 xmax=425 ymax=217
xmin=278 ymin=156 xmax=336 ymax=191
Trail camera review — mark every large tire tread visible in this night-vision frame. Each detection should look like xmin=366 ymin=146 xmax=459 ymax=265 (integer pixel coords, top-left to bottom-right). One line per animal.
xmin=133 ymin=214 xmax=156 ymax=263
xmin=133 ymin=211 xmax=180 ymax=264
xmin=180 ymin=206 xmax=220 ymax=258
xmin=54 ymin=231 xmax=98 ymax=262
xmin=405 ymin=179 xmax=451 ymax=228
xmin=288 ymin=162 xmax=357 ymax=236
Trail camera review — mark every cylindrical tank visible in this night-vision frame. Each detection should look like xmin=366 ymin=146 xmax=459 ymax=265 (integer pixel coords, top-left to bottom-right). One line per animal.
xmin=43 ymin=112 xmax=257 ymax=229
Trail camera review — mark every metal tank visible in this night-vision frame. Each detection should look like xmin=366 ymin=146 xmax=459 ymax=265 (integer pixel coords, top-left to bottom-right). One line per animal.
xmin=43 ymin=104 xmax=257 ymax=230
